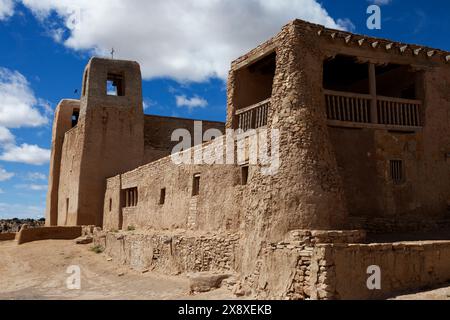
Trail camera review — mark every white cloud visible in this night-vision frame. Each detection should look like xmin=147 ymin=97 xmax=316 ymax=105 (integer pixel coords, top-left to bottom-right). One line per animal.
xmin=0 ymin=126 xmax=15 ymax=145
xmin=0 ymin=202 xmax=45 ymax=219
xmin=0 ymin=67 xmax=51 ymax=166
xmin=15 ymin=184 xmax=48 ymax=191
xmin=0 ymin=143 xmax=50 ymax=165
xmin=143 ymin=98 xmax=157 ymax=111
xmin=25 ymin=172 xmax=47 ymax=181
xmin=0 ymin=67 xmax=49 ymax=128
xmin=337 ymin=18 xmax=356 ymax=32
xmin=176 ymin=95 xmax=208 ymax=111
xmin=19 ymin=0 xmax=351 ymax=82
xmin=0 ymin=166 xmax=14 ymax=181
xmin=0 ymin=0 xmax=14 ymax=20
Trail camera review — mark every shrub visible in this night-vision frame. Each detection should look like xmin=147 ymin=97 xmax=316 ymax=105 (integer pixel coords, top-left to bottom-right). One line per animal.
xmin=90 ymin=245 xmax=104 ymax=254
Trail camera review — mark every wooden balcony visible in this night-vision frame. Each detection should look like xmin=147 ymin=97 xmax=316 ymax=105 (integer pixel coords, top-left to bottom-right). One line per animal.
xmin=236 ymin=98 xmax=270 ymax=131
xmin=325 ymin=89 xmax=422 ymax=131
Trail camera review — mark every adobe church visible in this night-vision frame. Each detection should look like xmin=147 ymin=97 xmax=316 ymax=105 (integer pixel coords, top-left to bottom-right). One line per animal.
xmin=45 ymin=19 xmax=450 ymax=300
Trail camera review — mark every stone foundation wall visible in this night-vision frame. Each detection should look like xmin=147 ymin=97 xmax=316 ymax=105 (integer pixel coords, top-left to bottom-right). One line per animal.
xmin=244 ymin=230 xmax=365 ymax=299
xmin=94 ymin=230 xmax=240 ymax=275
xmin=94 ymin=228 xmax=450 ymax=300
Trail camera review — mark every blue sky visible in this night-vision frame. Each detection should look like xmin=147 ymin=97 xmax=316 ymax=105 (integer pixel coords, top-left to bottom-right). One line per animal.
xmin=0 ymin=0 xmax=448 ymax=219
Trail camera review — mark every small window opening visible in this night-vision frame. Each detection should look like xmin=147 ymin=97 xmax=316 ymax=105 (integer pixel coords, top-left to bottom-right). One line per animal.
xmin=109 ymin=198 xmax=112 ymax=212
xmin=241 ymin=166 xmax=249 ymax=185
xmin=71 ymin=109 xmax=80 ymax=128
xmin=123 ymin=187 xmax=138 ymax=208
xmin=159 ymin=188 xmax=166 ymax=205
xmin=192 ymin=174 xmax=200 ymax=196
xmin=107 ymin=73 xmax=125 ymax=96
xmin=66 ymin=198 xmax=69 ymax=215
xmin=390 ymin=160 xmax=404 ymax=185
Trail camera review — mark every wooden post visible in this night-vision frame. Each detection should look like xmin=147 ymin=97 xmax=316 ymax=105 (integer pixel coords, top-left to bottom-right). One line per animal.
xmin=369 ymin=63 xmax=378 ymax=124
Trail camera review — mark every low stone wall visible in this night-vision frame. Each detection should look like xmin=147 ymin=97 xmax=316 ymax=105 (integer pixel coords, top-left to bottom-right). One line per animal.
xmin=93 ymin=228 xmax=450 ymax=300
xmin=287 ymin=229 xmax=366 ymax=244
xmin=0 ymin=232 xmax=16 ymax=241
xmin=312 ymin=241 xmax=450 ymax=300
xmin=244 ymin=230 xmax=366 ymax=299
xmin=94 ymin=230 xmax=240 ymax=275
xmin=242 ymin=231 xmax=450 ymax=300
xmin=16 ymin=226 xmax=82 ymax=245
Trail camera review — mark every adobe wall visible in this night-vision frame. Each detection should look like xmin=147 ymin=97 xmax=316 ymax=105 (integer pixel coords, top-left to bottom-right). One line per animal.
xmin=45 ymin=99 xmax=80 ymax=226
xmin=57 ymin=123 xmax=84 ymax=226
xmin=0 ymin=233 xmax=16 ymax=241
xmin=314 ymin=21 xmax=450 ymax=222
xmin=16 ymin=226 xmax=82 ymax=245
xmin=143 ymin=115 xmax=225 ymax=163
xmin=103 ymin=175 xmax=122 ymax=231
xmin=103 ymin=136 xmax=243 ymax=233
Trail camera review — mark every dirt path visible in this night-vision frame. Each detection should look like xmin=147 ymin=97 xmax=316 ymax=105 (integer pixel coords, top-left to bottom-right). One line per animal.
xmin=391 ymin=286 xmax=450 ymax=300
xmin=0 ymin=240 xmax=235 ymax=300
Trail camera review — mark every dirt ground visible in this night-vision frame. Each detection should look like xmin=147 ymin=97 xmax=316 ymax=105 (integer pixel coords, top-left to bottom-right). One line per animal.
xmin=0 ymin=240 xmax=236 ymax=300
xmin=1 ymin=239 xmax=450 ymax=300
xmin=391 ymin=286 xmax=450 ymax=300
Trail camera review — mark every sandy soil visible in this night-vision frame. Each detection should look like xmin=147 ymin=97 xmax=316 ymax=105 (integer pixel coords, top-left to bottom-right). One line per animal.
xmin=391 ymin=286 xmax=450 ymax=300
xmin=0 ymin=240 xmax=236 ymax=300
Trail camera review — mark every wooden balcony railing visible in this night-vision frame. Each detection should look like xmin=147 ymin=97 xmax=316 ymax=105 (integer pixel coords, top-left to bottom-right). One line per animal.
xmin=325 ymin=89 xmax=422 ymax=129
xmin=236 ymin=98 xmax=270 ymax=131
xmin=325 ymin=90 xmax=372 ymax=123
xmin=377 ymin=96 xmax=421 ymax=127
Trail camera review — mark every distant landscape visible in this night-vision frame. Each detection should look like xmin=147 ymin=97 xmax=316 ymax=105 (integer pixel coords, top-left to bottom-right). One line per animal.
xmin=0 ymin=219 xmax=45 ymax=233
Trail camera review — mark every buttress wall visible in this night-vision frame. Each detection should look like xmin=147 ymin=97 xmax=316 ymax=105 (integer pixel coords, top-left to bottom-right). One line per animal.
xmin=45 ymin=99 xmax=80 ymax=226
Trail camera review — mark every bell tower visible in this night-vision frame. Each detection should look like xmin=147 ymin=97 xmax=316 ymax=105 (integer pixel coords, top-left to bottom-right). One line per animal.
xmin=54 ymin=57 xmax=144 ymax=227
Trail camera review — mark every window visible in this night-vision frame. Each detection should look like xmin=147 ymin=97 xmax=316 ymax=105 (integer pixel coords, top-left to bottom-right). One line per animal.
xmin=71 ymin=109 xmax=80 ymax=128
xmin=159 ymin=188 xmax=166 ymax=205
xmin=241 ymin=166 xmax=249 ymax=185
xmin=66 ymin=198 xmax=69 ymax=216
xmin=192 ymin=174 xmax=200 ymax=196
xmin=106 ymin=73 xmax=125 ymax=96
xmin=390 ymin=160 xmax=404 ymax=184
xmin=123 ymin=187 xmax=138 ymax=207
xmin=109 ymin=198 xmax=112 ymax=212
